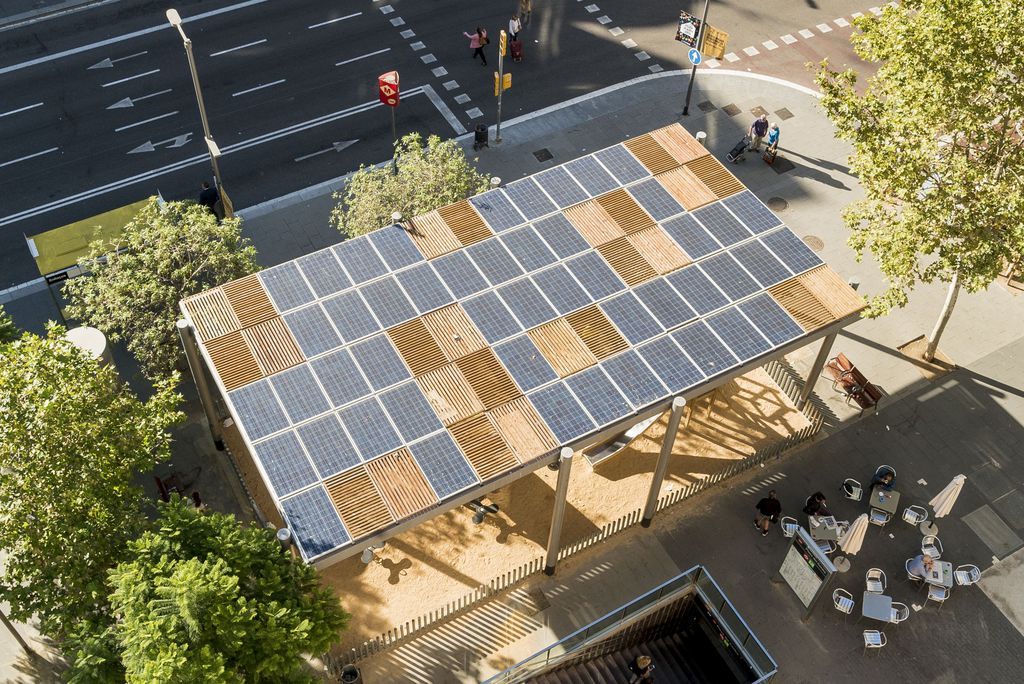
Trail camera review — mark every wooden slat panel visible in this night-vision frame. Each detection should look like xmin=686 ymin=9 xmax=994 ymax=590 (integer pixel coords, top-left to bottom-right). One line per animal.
xmin=796 ymin=266 xmax=866 ymax=320
xmin=324 ymin=466 xmax=394 ymax=539
xmin=623 ymin=134 xmax=680 ymax=174
xmin=595 ymin=189 xmax=655 ymax=234
xmin=768 ymin=279 xmax=835 ymax=332
xmin=449 ymin=414 xmax=520 ymax=480
xmin=205 ymin=330 xmax=263 ymax=390
xmin=417 ymin=364 xmax=484 ymax=425
xmin=655 ymin=166 xmax=719 ymax=211
xmin=489 ymin=397 xmax=559 ymax=463
xmin=565 ymin=305 xmax=629 ymax=360
xmin=365 ymin=449 xmax=438 ymax=519
xmin=596 ymin=237 xmax=658 ymax=287
xmin=527 ymin=318 xmax=597 ymax=377
xmin=407 ymin=210 xmax=461 ymax=259
xmin=627 ymin=226 xmax=691 ymax=274
xmin=422 ymin=304 xmax=487 ymax=361
xmin=456 ymin=348 xmax=520 ymax=410
xmin=223 ymin=274 xmax=277 ymax=327
xmin=685 ymin=155 xmax=744 ymax=199
xmin=650 ymin=124 xmax=710 ymax=165
xmin=563 ymin=201 xmax=623 ymax=247
xmin=242 ymin=317 xmax=304 ymax=375
xmin=184 ymin=288 xmax=239 ymax=342
xmin=437 ymin=200 xmax=491 ymax=247
xmin=387 ymin=317 xmax=448 ymax=376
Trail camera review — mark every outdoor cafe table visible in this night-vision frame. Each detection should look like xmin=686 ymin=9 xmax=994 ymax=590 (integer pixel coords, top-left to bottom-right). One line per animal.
xmin=926 ymin=560 xmax=954 ymax=589
xmin=870 ymin=489 xmax=901 ymax=515
xmin=862 ymin=592 xmax=893 ymax=622
xmin=808 ymin=517 xmax=840 ymax=541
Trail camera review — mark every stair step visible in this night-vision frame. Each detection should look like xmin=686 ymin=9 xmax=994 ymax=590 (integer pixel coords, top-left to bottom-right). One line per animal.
xmin=583 ymin=660 xmax=606 ymax=684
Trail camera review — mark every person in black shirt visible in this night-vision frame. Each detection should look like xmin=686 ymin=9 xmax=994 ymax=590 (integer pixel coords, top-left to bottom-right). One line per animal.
xmin=754 ymin=490 xmax=782 ymax=536
xmin=198 ymin=181 xmax=219 ymax=216
xmin=802 ymin=491 xmax=831 ymax=517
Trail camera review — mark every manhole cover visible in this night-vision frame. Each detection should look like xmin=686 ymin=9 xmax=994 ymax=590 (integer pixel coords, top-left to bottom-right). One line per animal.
xmin=721 ymin=103 xmax=741 ymax=117
xmin=766 ymin=197 xmax=788 ymax=212
xmin=803 ymin=235 xmax=825 ymax=251
xmin=533 ymin=148 xmax=553 ymax=162
xmin=774 ymin=107 xmax=795 ymax=121
xmin=697 ymin=100 xmax=717 ymax=113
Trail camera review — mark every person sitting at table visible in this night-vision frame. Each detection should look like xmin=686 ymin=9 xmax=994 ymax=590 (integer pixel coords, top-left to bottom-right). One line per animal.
xmin=868 ymin=469 xmax=896 ymax=497
xmin=802 ymin=491 xmax=831 ymax=517
xmin=908 ymin=553 xmax=934 ymax=579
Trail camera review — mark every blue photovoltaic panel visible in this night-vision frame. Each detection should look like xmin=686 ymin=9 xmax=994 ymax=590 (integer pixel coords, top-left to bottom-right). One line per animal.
xmin=433 ymin=251 xmax=490 ymax=299
xmin=229 ymin=380 xmax=289 ymax=441
xmin=470 ymin=189 xmax=526 ymax=232
xmin=533 ymin=214 xmax=590 ymax=259
xmin=532 ymin=264 xmax=592 ymax=315
xmin=698 ymin=253 xmax=760 ymax=301
xmin=634 ymin=279 xmax=697 ymax=330
xmin=349 ymin=335 xmax=410 ymax=390
xmin=253 ymin=431 xmax=319 ymax=497
xmin=296 ymin=414 xmax=362 ymax=478
xmin=600 ymin=292 xmax=663 ymax=344
xmin=284 ymin=305 xmax=342 ymax=358
xmin=379 ymin=382 xmax=443 ymax=442
xmin=494 ymin=335 xmax=558 ymax=392
xmin=500 ymin=226 xmax=558 ymax=272
xmin=269 ymin=365 xmax=331 ymax=424
xmin=321 ymin=290 xmax=380 ymax=343
xmin=602 ymin=351 xmax=668 ymax=408
xmin=332 ymin=237 xmax=388 ymax=284
xmin=566 ymin=252 xmax=626 ymax=300
xmin=409 ymin=432 xmax=479 ymax=498
xmin=504 ymin=177 xmax=557 ymax=220
xmin=310 ymin=348 xmax=372 ymax=407
xmin=565 ymin=155 xmax=619 ymax=196
xmin=738 ymin=293 xmax=805 ymax=347
xmin=359 ymin=276 xmax=418 ymax=329
xmin=722 ymin=191 xmax=782 ymax=234
xmin=258 ymin=262 xmax=315 ymax=312
xmin=636 ymin=336 xmax=705 ymax=393
xmin=368 ymin=224 xmax=424 ymax=270
xmin=535 ymin=166 xmax=589 ymax=208
xmin=564 ymin=366 xmax=633 ymax=427
xmin=594 ymin=145 xmax=650 ymax=184
xmin=730 ymin=241 xmax=792 ymax=288
xmin=296 ymin=249 xmax=351 ymax=298
xmin=672 ymin=322 xmax=739 ymax=378
xmin=692 ymin=204 xmax=753 ymax=248
xmin=662 ymin=214 xmax=722 ymax=260
xmin=461 ymin=292 xmax=523 ymax=343
xmin=498 ymin=278 xmax=557 ymax=329
xmin=627 ymin=178 xmax=685 ymax=221
xmin=467 ymin=238 xmax=525 ymax=286
xmin=761 ymin=229 xmax=823 ymax=274
xmin=706 ymin=307 xmax=772 ymax=362
xmin=282 ymin=486 xmax=351 ymax=559
xmin=528 ymin=382 xmax=597 ymax=444
xmin=395 ymin=263 xmax=454 ymax=314
xmin=339 ymin=398 xmax=402 ymax=460
xmin=666 ymin=266 xmax=730 ymax=315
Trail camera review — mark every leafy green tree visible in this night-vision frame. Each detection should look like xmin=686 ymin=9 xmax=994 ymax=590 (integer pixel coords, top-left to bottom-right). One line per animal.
xmin=0 ymin=304 xmax=16 ymax=343
xmin=0 ymin=326 xmax=183 ymax=637
xmin=816 ymin=0 xmax=1024 ymax=360
xmin=64 ymin=198 xmax=258 ymax=379
xmin=331 ymin=132 xmax=490 ymax=238
xmin=68 ymin=498 xmax=348 ymax=683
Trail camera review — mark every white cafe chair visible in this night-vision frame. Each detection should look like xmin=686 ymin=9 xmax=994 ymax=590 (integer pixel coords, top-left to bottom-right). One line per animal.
xmin=833 ymin=588 xmax=855 ymax=617
xmin=866 ymin=568 xmax=886 ymax=594
xmin=902 ymin=505 xmax=928 ymax=526
xmin=780 ymin=516 xmax=799 ymax=538
xmin=954 ymin=564 xmax=981 ymax=586
xmin=863 ymin=630 xmax=886 ymax=655
xmin=922 ymin=534 xmax=943 ymax=560
xmin=843 ymin=478 xmax=863 ymax=501
xmin=890 ymin=601 xmax=910 ymax=627
xmin=927 ymin=585 xmax=950 ymax=609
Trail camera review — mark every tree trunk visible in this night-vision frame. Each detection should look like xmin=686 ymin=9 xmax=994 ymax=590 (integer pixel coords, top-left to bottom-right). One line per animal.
xmin=0 ymin=609 xmax=35 ymax=658
xmin=925 ymin=273 xmax=960 ymax=362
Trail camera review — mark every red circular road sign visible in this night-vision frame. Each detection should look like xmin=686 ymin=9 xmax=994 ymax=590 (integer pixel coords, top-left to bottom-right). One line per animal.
xmin=378 ymin=71 xmax=400 ymax=107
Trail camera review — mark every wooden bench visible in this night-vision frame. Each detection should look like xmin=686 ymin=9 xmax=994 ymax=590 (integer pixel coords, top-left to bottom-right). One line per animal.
xmin=823 ymin=353 xmax=883 ymax=414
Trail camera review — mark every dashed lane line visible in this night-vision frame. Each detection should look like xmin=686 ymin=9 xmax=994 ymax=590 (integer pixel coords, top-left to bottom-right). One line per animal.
xmin=0 ymin=147 xmax=59 ymax=169
xmin=113 ymin=111 xmax=178 ymax=132
xmin=0 ymin=102 xmax=43 ymax=117
xmin=307 ymin=12 xmax=362 ymax=30
xmin=232 ymin=79 xmax=286 ymax=97
xmin=335 ymin=48 xmax=390 ymax=67
xmin=101 ymin=69 xmax=159 ymax=87
xmin=210 ymin=39 xmax=267 ymax=57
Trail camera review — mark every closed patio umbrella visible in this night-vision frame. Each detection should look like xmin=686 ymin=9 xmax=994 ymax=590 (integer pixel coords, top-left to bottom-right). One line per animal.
xmin=833 ymin=513 xmax=869 ymax=572
xmin=929 ymin=474 xmax=967 ymax=518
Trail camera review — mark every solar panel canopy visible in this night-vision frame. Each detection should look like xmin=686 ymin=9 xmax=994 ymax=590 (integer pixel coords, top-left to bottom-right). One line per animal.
xmin=182 ymin=124 xmax=863 ymax=563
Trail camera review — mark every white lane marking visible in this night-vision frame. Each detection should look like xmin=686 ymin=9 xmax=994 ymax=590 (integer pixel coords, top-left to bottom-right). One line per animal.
xmin=0 ymin=102 xmax=43 ymax=117
xmin=336 ymin=48 xmax=390 ymax=67
xmin=308 ymin=12 xmax=361 ymax=29
xmin=294 ymin=139 xmax=359 ymax=162
xmin=128 ymin=133 xmax=193 ymax=153
xmin=101 ymin=69 xmax=159 ymax=87
xmin=0 ymin=147 xmax=59 ymax=169
xmin=232 ymin=79 xmax=286 ymax=97
xmin=0 ymin=0 xmax=269 ymax=76
xmin=421 ymin=83 xmax=466 ymax=135
xmin=114 ymin=111 xmax=178 ymax=132
xmin=88 ymin=51 xmax=147 ymax=69
xmin=210 ymin=39 xmax=267 ymax=57
xmin=107 ymin=89 xmax=173 ymax=109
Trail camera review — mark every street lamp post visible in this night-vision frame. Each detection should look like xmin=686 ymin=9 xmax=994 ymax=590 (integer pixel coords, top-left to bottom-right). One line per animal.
xmin=166 ymin=8 xmax=233 ymax=218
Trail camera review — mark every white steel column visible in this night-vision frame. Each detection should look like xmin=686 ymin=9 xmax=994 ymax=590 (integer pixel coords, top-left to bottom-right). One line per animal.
xmin=797 ymin=333 xmax=837 ymax=410
xmin=543 ymin=447 xmax=575 ymax=576
xmin=642 ymin=397 xmax=686 ymax=527
xmin=177 ymin=319 xmax=225 ymax=450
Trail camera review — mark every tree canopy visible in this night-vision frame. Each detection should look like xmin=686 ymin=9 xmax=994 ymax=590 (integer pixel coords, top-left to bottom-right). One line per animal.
xmin=64 ymin=198 xmax=259 ymax=379
xmin=331 ymin=132 xmax=490 ymax=238
xmin=0 ymin=304 xmax=15 ymax=343
xmin=0 ymin=326 xmax=183 ymax=637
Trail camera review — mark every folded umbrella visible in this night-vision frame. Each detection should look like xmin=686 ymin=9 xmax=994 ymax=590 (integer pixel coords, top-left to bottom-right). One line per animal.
xmin=839 ymin=513 xmax=869 ymax=556
xmin=929 ymin=474 xmax=967 ymax=518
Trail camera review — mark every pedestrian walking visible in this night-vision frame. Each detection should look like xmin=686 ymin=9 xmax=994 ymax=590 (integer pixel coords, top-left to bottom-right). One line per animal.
xmin=766 ymin=123 xmax=780 ymax=153
xmin=628 ymin=654 xmax=654 ymax=682
xmin=198 ymin=181 xmax=218 ymax=216
xmin=754 ymin=490 xmax=782 ymax=537
xmin=748 ymin=114 xmax=769 ymax=151
xmin=519 ymin=0 xmax=532 ymax=27
xmin=464 ymin=27 xmax=488 ymax=65
xmin=508 ymin=13 xmax=522 ymax=40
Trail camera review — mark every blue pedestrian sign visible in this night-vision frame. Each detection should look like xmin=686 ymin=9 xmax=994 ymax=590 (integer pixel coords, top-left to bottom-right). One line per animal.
xmin=688 ymin=48 xmax=702 ymax=65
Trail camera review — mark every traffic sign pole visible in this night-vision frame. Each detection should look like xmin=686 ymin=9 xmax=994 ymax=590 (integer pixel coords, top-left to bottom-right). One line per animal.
xmin=682 ymin=0 xmax=710 ymax=116
xmin=496 ymin=30 xmax=507 ymax=144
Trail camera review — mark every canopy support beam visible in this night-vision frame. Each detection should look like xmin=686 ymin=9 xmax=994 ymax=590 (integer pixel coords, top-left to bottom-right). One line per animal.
xmin=642 ymin=397 xmax=687 ymax=527
xmin=544 ymin=447 xmax=575 ymax=576
xmin=798 ymin=333 xmax=837 ymax=411
xmin=177 ymin=319 xmax=225 ymax=450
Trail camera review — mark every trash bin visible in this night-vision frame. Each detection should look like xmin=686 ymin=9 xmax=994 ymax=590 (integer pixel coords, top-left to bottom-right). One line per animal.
xmin=340 ymin=664 xmax=362 ymax=683
xmin=473 ymin=123 xmax=489 ymax=150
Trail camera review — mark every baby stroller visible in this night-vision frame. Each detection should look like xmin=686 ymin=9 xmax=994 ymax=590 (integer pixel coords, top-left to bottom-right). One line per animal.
xmin=726 ymin=136 xmax=749 ymax=164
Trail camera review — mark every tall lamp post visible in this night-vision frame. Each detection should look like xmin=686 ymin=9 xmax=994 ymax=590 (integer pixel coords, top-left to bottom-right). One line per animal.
xmin=166 ymin=8 xmax=233 ymax=218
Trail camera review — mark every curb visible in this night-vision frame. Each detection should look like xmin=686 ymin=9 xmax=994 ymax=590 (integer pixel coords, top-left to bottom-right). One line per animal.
xmin=0 ymin=0 xmax=117 ymax=31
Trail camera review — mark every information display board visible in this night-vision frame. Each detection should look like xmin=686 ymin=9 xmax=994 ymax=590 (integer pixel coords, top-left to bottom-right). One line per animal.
xmin=779 ymin=527 xmax=835 ymax=609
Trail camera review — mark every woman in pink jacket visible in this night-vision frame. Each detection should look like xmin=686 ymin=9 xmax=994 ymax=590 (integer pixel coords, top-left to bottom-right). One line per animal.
xmin=464 ymin=27 xmax=488 ymax=66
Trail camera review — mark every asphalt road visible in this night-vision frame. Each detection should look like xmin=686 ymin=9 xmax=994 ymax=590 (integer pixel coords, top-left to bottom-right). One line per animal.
xmin=0 ymin=0 xmax=872 ymax=287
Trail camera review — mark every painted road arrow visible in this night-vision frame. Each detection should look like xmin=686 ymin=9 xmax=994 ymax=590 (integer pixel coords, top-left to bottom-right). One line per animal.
xmin=89 ymin=51 xmax=148 ymax=69
xmin=128 ymin=133 xmax=193 ymax=154
xmin=293 ymin=139 xmax=359 ymax=162
xmin=108 ymin=89 xmax=173 ymax=109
